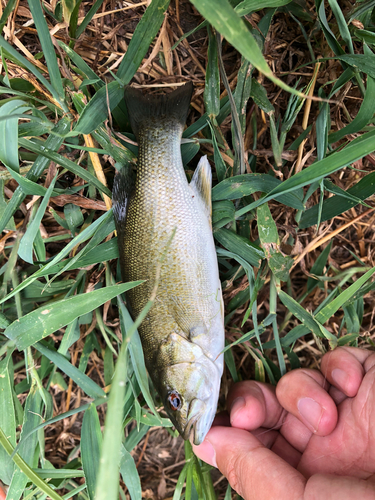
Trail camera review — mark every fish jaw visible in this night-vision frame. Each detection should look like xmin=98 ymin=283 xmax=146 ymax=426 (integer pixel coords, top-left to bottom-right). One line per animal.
xmin=187 ymin=355 xmax=223 ymax=445
xmin=184 ymin=396 xmax=218 ymax=445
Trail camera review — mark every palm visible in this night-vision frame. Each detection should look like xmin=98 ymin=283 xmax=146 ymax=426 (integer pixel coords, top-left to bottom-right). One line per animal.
xmin=298 ymin=377 xmax=375 ymax=478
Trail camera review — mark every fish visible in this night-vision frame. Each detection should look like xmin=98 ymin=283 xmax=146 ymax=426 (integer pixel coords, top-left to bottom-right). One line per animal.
xmin=112 ymin=83 xmax=224 ymax=445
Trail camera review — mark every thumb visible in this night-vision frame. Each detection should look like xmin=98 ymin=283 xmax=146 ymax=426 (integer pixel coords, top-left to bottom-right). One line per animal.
xmin=193 ymin=426 xmax=306 ymax=500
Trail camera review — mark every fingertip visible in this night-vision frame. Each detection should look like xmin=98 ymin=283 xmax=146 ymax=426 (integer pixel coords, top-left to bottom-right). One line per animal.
xmin=230 ymin=394 xmax=265 ymax=430
xmin=321 ymin=348 xmax=365 ymax=397
xmin=227 ymin=381 xmax=283 ymax=431
xmin=277 ymin=369 xmax=338 ymax=436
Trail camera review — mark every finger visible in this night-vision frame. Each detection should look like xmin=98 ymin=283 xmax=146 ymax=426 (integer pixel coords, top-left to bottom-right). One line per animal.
xmin=363 ymin=351 xmax=375 ymax=373
xmin=321 ymin=347 xmax=366 ymax=397
xmin=305 ymin=474 xmax=375 ymax=500
xmin=193 ymin=426 xmax=306 ymax=500
xmin=212 ymin=411 xmax=230 ymax=427
xmin=338 ymin=346 xmax=374 ymax=366
xmin=279 ymin=413 xmax=314 ymax=453
xmin=352 ymin=361 xmax=375 ymax=417
xmin=276 ymin=369 xmax=337 ymax=436
xmin=252 ymin=428 xmax=302 ymax=468
xmin=226 ymin=381 xmax=285 ymax=430
xmin=328 ymin=385 xmax=347 ymax=405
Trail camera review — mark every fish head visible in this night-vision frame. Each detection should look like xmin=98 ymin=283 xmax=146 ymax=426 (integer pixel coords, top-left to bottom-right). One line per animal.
xmin=159 ymin=357 xmax=222 ymax=445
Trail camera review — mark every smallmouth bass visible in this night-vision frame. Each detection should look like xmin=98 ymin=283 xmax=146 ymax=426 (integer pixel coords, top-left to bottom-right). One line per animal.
xmin=113 ymin=83 xmax=224 ymax=445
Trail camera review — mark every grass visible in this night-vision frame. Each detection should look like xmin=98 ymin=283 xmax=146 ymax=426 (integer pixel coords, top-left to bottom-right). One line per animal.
xmin=1 ymin=0 xmax=375 ymax=498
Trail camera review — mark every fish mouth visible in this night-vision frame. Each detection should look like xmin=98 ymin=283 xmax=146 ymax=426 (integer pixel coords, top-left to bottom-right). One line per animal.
xmin=182 ymin=398 xmax=214 ymax=445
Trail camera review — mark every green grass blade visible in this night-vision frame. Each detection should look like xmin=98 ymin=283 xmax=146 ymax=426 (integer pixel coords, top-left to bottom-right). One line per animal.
xmin=213 ymin=200 xmax=235 ymax=228
xmin=12 ymin=397 xmax=107 ymax=457
xmin=204 ymin=26 xmax=220 ymax=119
xmin=0 ymin=426 xmax=64 ymax=500
xmin=190 ymin=0 xmax=306 ymax=98
xmin=7 ymin=382 xmax=43 ymax=500
xmin=94 ymin=323 xmax=128 ymax=500
xmin=35 ymin=342 xmax=106 ymax=399
xmin=299 ymin=170 xmax=375 ymax=228
xmin=316 ymin=0 xmax=345 ymax=56
xmin=233 ymin=57 xmax=252 ymax=137
xmin=266 ymin=267 xmax=375 ymax=350
xmin=81 ymin=404 xmax=102 ymax=500
xmin=28 ymin=0 xmax=64 ymax=99
xmin=117 ymin=0 xmax=170 ymax=84
xmin=173 ymin=464 xmax=188 ymax=500
xmin=18 ymin=175 xmax=57 ymax=264
xmin=212 ymin=173 xmax=304 ymax=209
xmin=0 ymin=117 xmax=70 ymax=233
xmin=58 ymin=41 xmax=104 ymax=88
xmin=0 ymin=100 xmax=30 ymax=172
xmin=236 ymin=127 xmax=375 ymax=218
xmin=257 ymin=202 xmax=292 ymax=282
xmin=217 ymin=31 xmax=245 ymax=175
xmin=235 ymin=0 xmax=292 ymax=16
xmin=76 ymin=0 xmax=105 ymax=38
xmin=307 ymin=241 xmax=332 ymax=292
xmin=118 ymin=297 xmax=162 ymax=421
xmin=0 ymin=210 xmax=112 ymax=304
xmin=18 ymin=138 xmax=111 ymax=197
xmin=348 ymin=0 xmax=375 ymax=21
xmin=323 ymin=179 xmax=373 ymax=209
xmin=250 ymin=77 xmax=275 ymax=113
xmin=119 ymin=445 xmax=142 ymax=500
xmin=327 ymin=0 xmax=354 ymax=54
xmin=214 ymin=228 xmax=264 ymax=267
xmin=335 ymin=53 xmax=375 ymax=78
xmin=0 ymin=36 xmax=67 ymax=111
xmin=329 ymin=75 xmax=375 ymax=143
xmin=37 ymin=239 xmax=118 ymax=276
xmin=270 ymin=276 xmax=286 ymax=375
xmin=72 ymin=81 xmax=124 ymax=135
xmin=278 ymin=290 xmax=338 ymax=347
xmin=316 ymin=266 xmax=375 ymax=324
xmin=0 ymin=0 xmax=18 ymax=33
xmin=4 ymin=168 xmax=52 ymax=196
xmin=0 ymin=352 xmax=16 ymax=484
xmin=5 ymin=282 xmax=142 ymax=350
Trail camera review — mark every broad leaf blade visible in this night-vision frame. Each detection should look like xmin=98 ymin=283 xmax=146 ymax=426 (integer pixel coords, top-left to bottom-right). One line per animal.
xmin=5 ymin=282 xmax=142 ymax=350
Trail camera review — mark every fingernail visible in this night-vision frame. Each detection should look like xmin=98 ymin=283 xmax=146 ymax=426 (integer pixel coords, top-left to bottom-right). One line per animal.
xmin=193 ymin=439 xmax=217 ymax=468
xmin=297 ymin=397 xmax=323 ymax=433
xmin=230 ymin=397 xmax=245 ymax=425
xmin=331 ymin=368 xmax=347 ymax=390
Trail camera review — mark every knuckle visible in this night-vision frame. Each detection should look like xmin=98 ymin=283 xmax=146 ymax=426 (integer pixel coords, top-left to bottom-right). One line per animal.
xmin=224 ymin=452 xmax=247 ymax=497
xmin=364 ymin=352 xmax=375 ymax=372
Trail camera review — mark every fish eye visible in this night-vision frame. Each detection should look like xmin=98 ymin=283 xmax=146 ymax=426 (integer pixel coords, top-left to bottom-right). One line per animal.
xmin=167 ymin=391 xmax=182 ymax=411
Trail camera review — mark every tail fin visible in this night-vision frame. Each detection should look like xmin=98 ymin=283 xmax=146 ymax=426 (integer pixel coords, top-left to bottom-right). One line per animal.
xmin=124 ymin=83 xmax=193 ymax=139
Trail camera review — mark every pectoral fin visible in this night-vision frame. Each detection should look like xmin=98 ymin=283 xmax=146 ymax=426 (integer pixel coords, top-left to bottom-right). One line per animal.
xmin=112 ymin=166 xmax=135 ymax=274
xmin=190 ymin=156 xmax=212 ymax=222
xmin=169 ymin=295 xmax=207 ymax=340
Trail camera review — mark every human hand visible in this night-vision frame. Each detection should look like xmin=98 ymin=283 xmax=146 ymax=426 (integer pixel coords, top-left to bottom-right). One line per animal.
xmin=193 ymin=347 xmax=375 ymax=499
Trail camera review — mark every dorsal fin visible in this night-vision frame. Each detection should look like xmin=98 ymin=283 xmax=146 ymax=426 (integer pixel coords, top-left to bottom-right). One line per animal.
xmin=190 ymin=156 xmax=212 ymax=221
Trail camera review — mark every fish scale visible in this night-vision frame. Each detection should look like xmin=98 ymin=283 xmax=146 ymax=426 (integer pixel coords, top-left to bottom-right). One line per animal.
xmin=113 ymin=83 xmax=224 ymax=444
